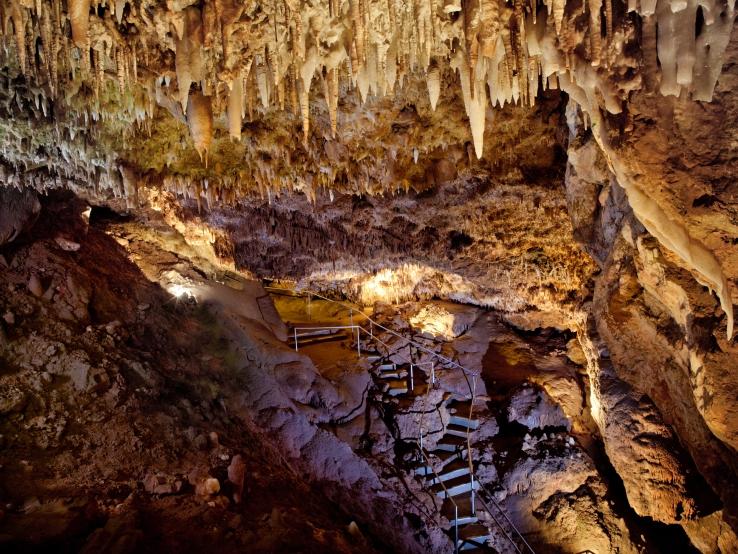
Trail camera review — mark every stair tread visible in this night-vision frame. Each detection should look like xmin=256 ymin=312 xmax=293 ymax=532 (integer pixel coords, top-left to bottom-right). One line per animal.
xmin=442 ymin=496 xmax=475 ymax=519
xmin=295 ymin=333 xmax=348 ymax=345
xmin=447 ymin=422 xmax=475 ymax=432
xmin=430 ymin=448 xmax=466 ymax=462
xmin=436 ymin=459 xmax=470 ymax=475
xmin=459 ymin=523 xmax=489 ymax=534
xmin=438 ymin=434 xmax=468 ymax=447
xmin=377 ymin=371 xmax=407 ymax=379
xmin=431 ymin=473 xmax=476 ymax=492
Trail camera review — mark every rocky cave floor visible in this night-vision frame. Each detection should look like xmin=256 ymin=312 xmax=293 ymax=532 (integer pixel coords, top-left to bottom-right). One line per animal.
xmin=0 ymin=193 xmax=382 ymax=554
xmin=0 ymin=194 xmax=711 ymax=553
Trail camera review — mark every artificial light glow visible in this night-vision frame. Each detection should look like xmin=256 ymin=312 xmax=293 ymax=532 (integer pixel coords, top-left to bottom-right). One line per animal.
xmin=167 ymin=284 xmax=191 ymax=299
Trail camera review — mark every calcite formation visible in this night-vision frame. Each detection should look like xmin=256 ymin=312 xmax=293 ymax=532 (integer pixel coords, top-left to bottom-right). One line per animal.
xmin=0 ymin=0 xmax=733 ymax=186
xmin=0 ymin=0 xmax=733 ymax=339
xmin=2 ymin=1 xmax=738 ymax=553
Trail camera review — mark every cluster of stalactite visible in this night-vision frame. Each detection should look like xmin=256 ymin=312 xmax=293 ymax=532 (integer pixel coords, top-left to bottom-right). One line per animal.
xmin=0 ymin=0 xmax=734 ymax=192
xmin=201 ymin=202 xmax=415 ymax=278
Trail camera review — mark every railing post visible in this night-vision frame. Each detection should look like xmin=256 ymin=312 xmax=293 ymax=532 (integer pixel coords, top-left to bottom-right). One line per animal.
xmin=369 ymin=319 xmax=373 ymax=339
xmin=471 ymin=473 xmax=475 ymax=514
xmin=454 ymin=505 xmax=459 ymax=554
xmin=294 ymin=328 xmax=298 ymax=351
xmin=431 ymin=362 xmax=435 ymax=385
xmin=356 ymin=326 xmax=361 ymax=356
xmin=410 ymin=363 xmax=414 ymax=392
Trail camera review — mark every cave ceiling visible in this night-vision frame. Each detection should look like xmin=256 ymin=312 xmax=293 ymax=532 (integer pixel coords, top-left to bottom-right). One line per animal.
xmin=0 ymin=0 xmax=733 ymax=199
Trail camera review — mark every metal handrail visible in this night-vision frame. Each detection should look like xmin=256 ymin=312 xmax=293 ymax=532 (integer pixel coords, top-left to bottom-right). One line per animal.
xmin=474 ymin=493 xmax=524 ymax=554
xmin=417 ymin=447 xmax=462 ymax=554
xmin=292 ymin=324 xmax=363 ymax=354
xmin=476 ymin=481 xmax=536 ymax=554
xmin=298 ymin=289 xmax=481 ymax=379
xmin=296 ymin=291 xmax=483 ymax=528
xmin=279 ymin=287 xmax=535 ymax=554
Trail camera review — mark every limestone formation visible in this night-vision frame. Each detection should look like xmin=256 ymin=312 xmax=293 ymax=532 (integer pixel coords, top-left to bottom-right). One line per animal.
xmin=2 ymin=1 xmax=738 ymax=553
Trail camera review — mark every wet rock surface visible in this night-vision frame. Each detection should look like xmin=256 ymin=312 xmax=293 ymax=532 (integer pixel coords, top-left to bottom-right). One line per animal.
xmin=0 ymin=195 xmax=384 ymax=554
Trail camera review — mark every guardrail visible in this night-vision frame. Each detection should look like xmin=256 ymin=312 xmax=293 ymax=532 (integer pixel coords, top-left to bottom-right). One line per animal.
xmin=292 ymin=325 xmax=363 ymax=355
xmin=277 ymin=286 xmax=535 ymax=554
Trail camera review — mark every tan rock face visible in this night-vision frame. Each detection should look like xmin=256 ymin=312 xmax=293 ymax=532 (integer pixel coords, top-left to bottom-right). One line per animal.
xmin=2 ymin=1 xmax=738 ymax=552
xmin=566 ymin=91 xmax=738 ymax=547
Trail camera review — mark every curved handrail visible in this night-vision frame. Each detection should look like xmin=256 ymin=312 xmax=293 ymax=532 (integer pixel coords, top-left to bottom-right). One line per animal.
xmin=417 ymin=447 xmax=462 ymax=553
xmin=296 ymin=288 xmax=481 ymax=379
xmin=278 ymin=286 xmax=535 ymax=554
xmin=476 ymin=480 xmax=536 ymax=554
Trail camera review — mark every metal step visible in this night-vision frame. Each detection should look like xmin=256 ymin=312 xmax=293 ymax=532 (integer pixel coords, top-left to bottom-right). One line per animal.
xmin=296 ymin=328 xmax=336 ymax=337
xmin=448 ymin=414 xmax=480 ymax=430
xmin=451 ymin=515 xmax=479 ymax=526
xmin=458 ymin=536 xmax=493 ymax=551
xmin=435 ymin=434 xmax=468 ymax=452
xmin=434 ymin=475 xmax=479 ymax=498
xmin=376 ymin=363 xmax=397 ymax=371
xmin=446 ymin=422 xmax=475 ymax=438
xmin=377 ymin=370 xmax=408 ymax=379
xmin=387 ymin=384 xmax=409 ymax=396
xmin=430 ymin=448 xmax=468 ymax=467
xmin=442 ymin=494 xmax=476 ymax=522
xmin=426 ymin=461 xmax=471 ymax=486
xmin=457 ymin=524 xmax=493 ymax=551
xmin=295 ymin=333 xmax=348 ymax=346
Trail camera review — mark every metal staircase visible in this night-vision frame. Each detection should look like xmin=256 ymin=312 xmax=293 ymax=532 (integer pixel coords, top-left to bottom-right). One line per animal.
xmin=280 ymin=288 xmax=535 ymax=554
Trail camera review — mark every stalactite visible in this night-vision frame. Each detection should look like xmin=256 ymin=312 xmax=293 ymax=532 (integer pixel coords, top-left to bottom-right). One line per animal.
xmin=299 ymin=77 xmax=310 ymax=146
xmin=10 ymin=0 xmax=26 ymax=75
xmin=350 ymin=0 xmax=365 ymax=71
xmin=93 ymin=48 xmax=103 ymax=99
xmin=426 ymin=61 xmax=441 ymax=111
xmin=175 ymin=6 xmax=205 ymax=112
xmin=604 ymin=0 xmax=613 ymax=40
xmin=0 ymin=0 xmax=732 ymax=198
xmin=328 ymin=67 xmax=339 ymax=137
xmin=69 ymin=0 xmax=90 ymax=48
xmin=116 ymin=47 xmax=126 ymax=92
xmin=256 ymin=58 xmax=269 ymax=108
xmin=227 ymin=75 xmax=242 ymax=141
xmin=551 ymin=0 xmax=565 ymax=34
xmin=588 ymin=0 xmax=603 ymax=66
xmin=289 ymin=64 xmax=299 ymax=115
xmin=187 ymin=90 xmax=213 ymax=166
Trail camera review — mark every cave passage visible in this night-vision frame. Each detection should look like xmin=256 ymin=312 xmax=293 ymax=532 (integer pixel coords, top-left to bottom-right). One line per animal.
xmin=2 ymin=0 xmax=738 ymax=552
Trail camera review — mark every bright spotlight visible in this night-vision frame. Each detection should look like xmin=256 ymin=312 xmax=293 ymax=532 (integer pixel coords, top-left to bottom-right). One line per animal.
xmin=168 ymin=284 xmax=190 ymax=298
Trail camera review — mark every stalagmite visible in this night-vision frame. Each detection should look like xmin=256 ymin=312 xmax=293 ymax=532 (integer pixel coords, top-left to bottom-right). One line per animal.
xmin=186 ymin=91 xmax=213 ymax=166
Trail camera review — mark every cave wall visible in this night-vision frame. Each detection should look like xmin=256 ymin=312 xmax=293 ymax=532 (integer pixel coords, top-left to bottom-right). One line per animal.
xmin=565 ymin=77 xmax=738 ymax=546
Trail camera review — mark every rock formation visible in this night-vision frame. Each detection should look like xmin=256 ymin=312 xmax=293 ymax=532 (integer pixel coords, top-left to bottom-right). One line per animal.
xmin=1 ymin=0 xmax=738 ymax=552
